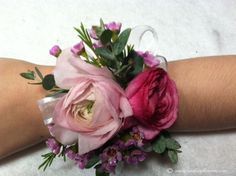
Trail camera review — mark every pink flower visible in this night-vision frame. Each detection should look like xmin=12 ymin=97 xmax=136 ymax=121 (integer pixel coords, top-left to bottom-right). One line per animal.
xmin=93 ymin=40 xmax=103 ymax=49
xmin=137 ymin=51 xmax=160 ymax=68
xmin=89 ymin=27 xmax=98 ymax=40
xmin=105 ymin=22 xmax=122 ymax=32
xmin=49 ymin=45 xmax=61 ymax=57
xmin=50 ymin=49 xmax=133 ymax=155
xmin=125 ymin=68 xmax=178 ymax=140
xmin=71 ymin=42 xmax=85 ymax=56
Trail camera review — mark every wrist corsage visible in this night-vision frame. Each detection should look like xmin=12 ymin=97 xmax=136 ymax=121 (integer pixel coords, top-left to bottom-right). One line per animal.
xmin=20 ymin=19 xmax=181 ymax=176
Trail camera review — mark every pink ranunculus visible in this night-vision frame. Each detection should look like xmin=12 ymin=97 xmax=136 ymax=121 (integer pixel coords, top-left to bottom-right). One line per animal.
xmin=125 ymin=68 xmax=178 ymax=140
xmin=50 ymin=49 xmax=133 ymax=155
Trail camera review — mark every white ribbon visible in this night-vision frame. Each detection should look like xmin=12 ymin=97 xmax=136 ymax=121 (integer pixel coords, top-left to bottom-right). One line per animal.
xmin=37 ymin=94 xmax=64 ymax=125
xmin=129 ymin=25 xmax=168 ymax=71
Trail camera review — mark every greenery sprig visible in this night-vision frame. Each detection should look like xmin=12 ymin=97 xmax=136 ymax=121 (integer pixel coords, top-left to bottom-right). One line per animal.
xmin=20 ymin=67 xmax=68 ymax=96
xmin=38 ymin=145 xmax=67 ymax=171
xmin=73 ymin=19 xmax=144 ymax=88
xmin=152 ymin=131 xmax=181 ymax=163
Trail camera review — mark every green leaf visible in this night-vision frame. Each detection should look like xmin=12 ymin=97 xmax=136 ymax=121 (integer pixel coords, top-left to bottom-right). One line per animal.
xmin=35 ymin=67 xmax=44 ymax=80
xmin=74 ymin=23 xmax=94 ymax=50
xmin=100 ymin=30 xmax=112 ymax=45
xmin=38 ymin=152 xmax=56 ymax=171
xmin=100 ymin=18 xmax=105 ymax=30
xmin=42 ymin=74 xmax=55 ymax=90
xmin=93 ymin=26 xmax=103 ymax=38
xmin=152 ymin=135 xmax=166 ymax=154
xmin=28 ymin=82 xmax=42 ymax=85
xmin=167 ymin=150 xmax=178 ymax=164
xmin=161 ymin=130 xmax=171 ymax=138
xmin=165 ymin=138 xmax=181 ymax=150
xmin=85 ymin=155 xmax=100 ymax=169
xmin=46 ymin=89 xmax=68 ymax=97
xmin=175 ymin=149 xmax=182 ymax=153
xmin=96 ymin=169 xmax=109 ymax=176
xmin=20 ymin=72 xmax=35 ymax=80
xmin=95 ymin=48 xmax=116 ymax=61
xmin=113 ymin=28 xmax=131 ymax=55
xmin=129 ymin=52 xmax=144 ymax=77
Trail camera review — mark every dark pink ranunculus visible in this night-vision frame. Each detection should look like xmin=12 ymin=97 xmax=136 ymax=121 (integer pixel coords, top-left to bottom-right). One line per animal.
xmin=125 ymin=67 xmax=179 ymax=140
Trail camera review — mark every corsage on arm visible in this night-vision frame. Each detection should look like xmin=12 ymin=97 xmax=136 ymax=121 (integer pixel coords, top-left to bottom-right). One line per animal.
xmin=20 ymin=19 xmax=180 ymax=176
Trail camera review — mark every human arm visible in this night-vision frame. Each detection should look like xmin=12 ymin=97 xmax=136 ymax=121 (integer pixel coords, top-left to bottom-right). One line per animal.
xmin=168 ymin=55 xmax=236 ymax=132
xmin=0 ymin=55 xmax=236 ymax=158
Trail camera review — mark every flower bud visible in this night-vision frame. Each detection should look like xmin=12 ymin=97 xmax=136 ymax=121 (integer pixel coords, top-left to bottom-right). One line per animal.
xmin=49 ymin=45 xmax=62 ymax=57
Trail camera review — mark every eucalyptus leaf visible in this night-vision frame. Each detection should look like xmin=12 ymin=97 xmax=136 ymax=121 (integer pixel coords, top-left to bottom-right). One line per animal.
xmin=95 ymin=48 xmax=115 ymax=60
xmin=35 ymin=67 xmax=44 ymax=80
xmin=100 ymin=30 xmax=112 ymax=45
xmin=94 ymin=26 xmax=103 ymax=37
xmin=167 ymin=150 xmax=178 ymax=164
xmin=113 ymin=28 xmax=131 ymax=55
xmin=42 ymin=74 xmax=55 ymax=90
xmin=128 ymin=52 xmax=144 ymax=77
xmin=28 ymin=82 xmax=42 ymax=85
xmin=152 ymin=135 xmax=166 ymax=154
xmin=85 ymin=155 xmax=100 ymax=169
xmin=20 ymin=72 xmax=35 ymax=80
xmin=165 ymin=138 xmax=181 ymax=150
xmin=100 ymin=18 xmax=105 ymax=30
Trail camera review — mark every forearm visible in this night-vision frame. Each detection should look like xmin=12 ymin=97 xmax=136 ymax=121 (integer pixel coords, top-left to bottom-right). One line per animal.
xmin=0 ymin=59 xmax=52 ymax=158
xmin=168 ymin=55 xmax=236 ymax=132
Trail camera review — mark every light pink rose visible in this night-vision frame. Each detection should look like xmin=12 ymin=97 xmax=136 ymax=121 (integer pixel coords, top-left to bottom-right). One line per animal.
xmin=125 ymin=67 xmax=178 ymax=140
xmin=50 ymin=49 xmax=133 ymax=155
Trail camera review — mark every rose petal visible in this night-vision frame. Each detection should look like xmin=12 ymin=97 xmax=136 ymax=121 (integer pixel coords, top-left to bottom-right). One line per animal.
xmin=50 ymin=125 xmax=78 ymax=145
xmin=53 ymin=49 xmax=112 ymax=89
xmin=78 ymin=120 xmax=121 ymax=154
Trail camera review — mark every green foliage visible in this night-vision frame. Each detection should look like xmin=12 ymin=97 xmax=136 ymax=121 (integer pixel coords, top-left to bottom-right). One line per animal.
xmin=46 ymin=89 xmax=68 ymax=97
xmin=85 ymin=155 xmax=100 ymax=169
xmin=95 ymin=164 xmax=109 ymax=176
xmin=165 ymin=138 xmax=181 ymax=150
xmin=38 ymin=152 xmax=56 ymax=171
xmin=113 ymin=28 xmax=131 ymax=55
xmin=95 ymin=48 xmax=116 ymax=68
xmin=128 ymin=51 xmax=144 ymax=77
xmin=35 ymin=67 xmax=44 ymax=80
xmin=74 ymin=23 xmax=94 ymax=50
xmin=100 ymin=30 xmax=113 ymax=45
xmin=95 ymin=48 xmax=116 ymax=61
xmin=20 ymin=67 xmax=44 ymax=84
xmin=152 ymin=135 xmax=166 ymax=154
xmin=20 ymin=71 xmax=35 ymax=80
xmin=42 ymin=74 xmax=55 ymax=90
xmin=73 ymin=21 xmax=143 ymax=88
xmin=152 ymin=131 xmax=181 ymax=164
xmin=167 ymin=150 xmax=178 ymax=164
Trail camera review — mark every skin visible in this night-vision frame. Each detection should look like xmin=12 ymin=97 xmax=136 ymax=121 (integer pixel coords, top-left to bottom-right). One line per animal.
xmin=0 ymin=55 xmax=235 ymax=158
